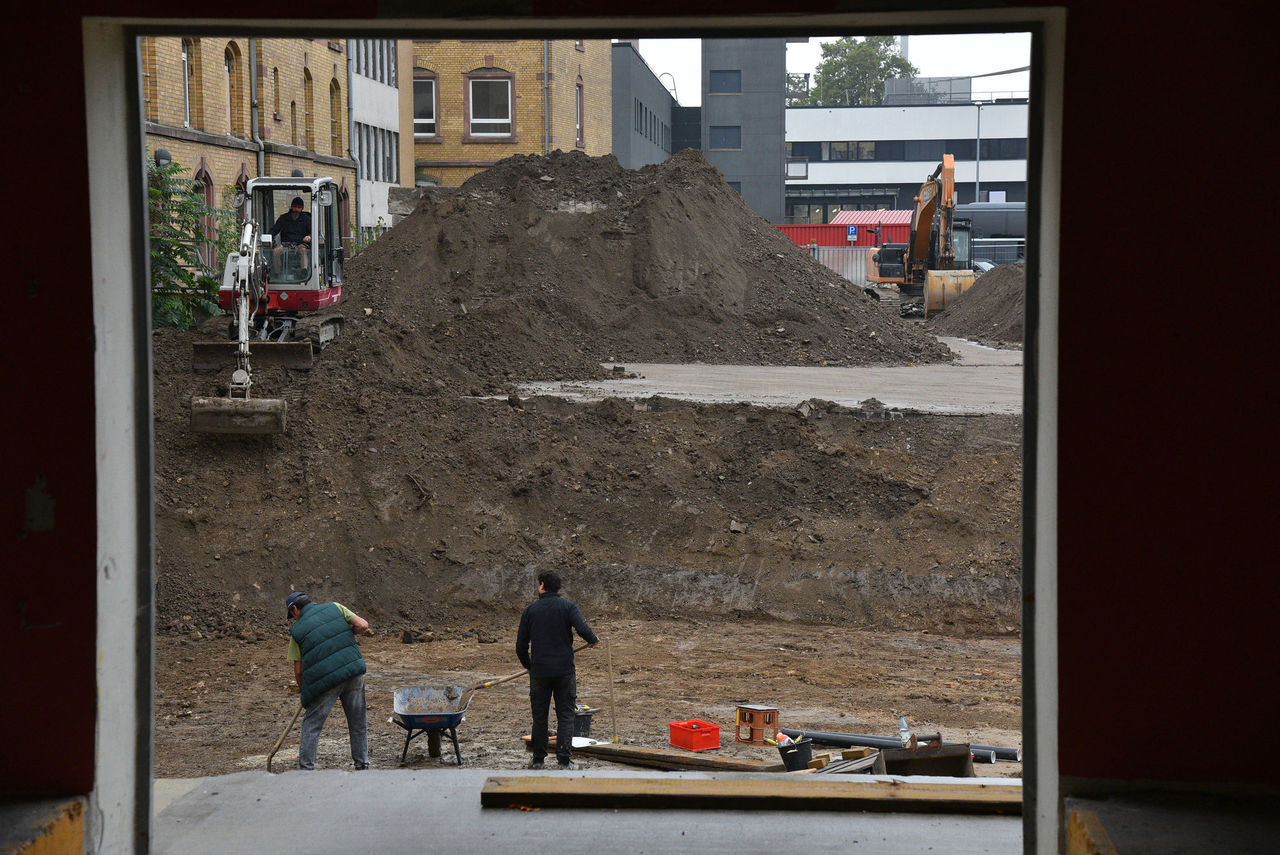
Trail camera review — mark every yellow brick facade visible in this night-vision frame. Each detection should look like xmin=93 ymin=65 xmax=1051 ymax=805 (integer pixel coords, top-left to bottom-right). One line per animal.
xmin=411 ymin=39 xmax=611 ymax=187
xmin=142 ymin=36 xmax=357 ymax=232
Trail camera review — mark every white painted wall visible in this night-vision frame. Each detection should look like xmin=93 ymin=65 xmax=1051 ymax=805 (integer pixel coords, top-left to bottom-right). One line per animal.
xmin=788 ymin=102 xmax=1028 ymax=141
xmin=351 ymin=73 xmax=399 ymax=125
xmin=351 ymin=58 xmax=401 ymax=228
xmin=798 ymin=159 xmax=1025 ymax=186
xmin=785 ymin=102 xmax=1029 ymax=187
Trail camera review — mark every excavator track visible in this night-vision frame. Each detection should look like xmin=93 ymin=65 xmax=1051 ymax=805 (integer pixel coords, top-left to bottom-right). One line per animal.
xmin=292 ymin=311 xmax=345 ymax=352
xmin=190 ymin=311 xmax=343 ymax=370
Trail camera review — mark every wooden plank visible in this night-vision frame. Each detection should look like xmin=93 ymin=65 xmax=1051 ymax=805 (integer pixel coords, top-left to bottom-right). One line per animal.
xmin=841 ymin=747 xmax=875 ymax=760
xmin=571 ymin=741 xmax=784 ymax=772
xmin=481 ymin=776 xmax=1022 ymax=815
xmin=816 ymin=754 xmax=880 ymax=775
xmin=1067 ymin=808 xmax=1120 ymax=855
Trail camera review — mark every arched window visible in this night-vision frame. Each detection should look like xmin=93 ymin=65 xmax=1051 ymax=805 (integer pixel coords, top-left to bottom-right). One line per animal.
xmin=290 ymin=101 xmax=297 ymax=146
xmin=330 ymin=79 xmax=342 ymax=156
xmin=224 ymin=42 xmax=244 ymax=137
xmin=191 ymin=160 xmax=217 ymax=274
xmin=181 ymin=38 xmax=203 ymax=129
xmin=303 ymin=68 xmax=314 ymax=151
xmin=140 ymin=37 xmax=158 ymax=122
xmin=272 ymin=67 xmax=280 ymax=117
xmin=338 ymin=179 xmax=352 ymax=256
xmin=234 ymin=163 xmax=251 ymax=220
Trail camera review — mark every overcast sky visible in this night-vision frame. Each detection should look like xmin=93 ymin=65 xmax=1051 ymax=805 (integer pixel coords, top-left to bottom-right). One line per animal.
xmin=634 ymin=34 xmax=1031 ymax=107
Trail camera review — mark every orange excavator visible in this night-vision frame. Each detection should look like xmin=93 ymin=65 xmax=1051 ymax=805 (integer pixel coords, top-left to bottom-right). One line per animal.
xmin=866 ymin=154 xmax=975 ymax=317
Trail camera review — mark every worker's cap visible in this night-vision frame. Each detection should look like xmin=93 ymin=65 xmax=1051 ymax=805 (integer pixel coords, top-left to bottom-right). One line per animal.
xmin=285 ymin=591 xmax=310 ymax=618
xmin=290 ymin=196 xmax=304 ymax=208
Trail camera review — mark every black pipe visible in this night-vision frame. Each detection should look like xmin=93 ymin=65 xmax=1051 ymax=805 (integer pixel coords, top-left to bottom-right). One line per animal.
xmin=779 ymin=727 xmax=1021 ymax=763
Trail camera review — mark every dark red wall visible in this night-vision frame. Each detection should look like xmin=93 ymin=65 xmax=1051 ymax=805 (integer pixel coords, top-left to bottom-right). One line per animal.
xmin=1052 ymin=0 xmax=1274 ymax=783
xmin=3 ymin=0 xmax=1272 ymax=797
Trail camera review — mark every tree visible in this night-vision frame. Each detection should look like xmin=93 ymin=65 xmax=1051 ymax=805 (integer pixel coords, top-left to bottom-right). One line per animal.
xmin=146 ymin=152 xmax=236 ymax=329
xmin=804 ymin=36 xmax=918 ymax=107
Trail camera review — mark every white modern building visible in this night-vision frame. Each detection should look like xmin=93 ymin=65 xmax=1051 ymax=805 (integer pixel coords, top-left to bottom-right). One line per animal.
xmin=348 ymin=39 xmax=411 ymax=233
xmin=784 ymin=99 xmax=1029 ymax=223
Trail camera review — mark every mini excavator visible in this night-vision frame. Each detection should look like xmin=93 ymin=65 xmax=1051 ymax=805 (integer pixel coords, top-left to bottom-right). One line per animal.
xmin=190 ymin=177 xmax=345 ymax=434
xmin=866 ymin=154 xmax=976 ymax=317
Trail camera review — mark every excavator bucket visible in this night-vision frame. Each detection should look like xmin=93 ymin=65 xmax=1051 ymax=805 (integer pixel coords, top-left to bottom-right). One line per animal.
xmin=192 ymin=341 xmax=314 ymax=371
xmin=191 ymin=396 xmax=287 ymax=435
xmin=924 ymin=269 xmax=976 ymax=318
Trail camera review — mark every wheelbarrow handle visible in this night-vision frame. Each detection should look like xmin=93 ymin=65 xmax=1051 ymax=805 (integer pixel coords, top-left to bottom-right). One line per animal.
xmin=464 ymin=643 xmax=594 ymax=693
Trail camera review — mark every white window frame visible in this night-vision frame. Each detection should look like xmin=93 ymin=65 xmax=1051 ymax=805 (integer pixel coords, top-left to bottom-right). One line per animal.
xmin=413 ymin=74 xmax=437 ymax=137
xmin=468 ymin=77 xmax=512 ymax=138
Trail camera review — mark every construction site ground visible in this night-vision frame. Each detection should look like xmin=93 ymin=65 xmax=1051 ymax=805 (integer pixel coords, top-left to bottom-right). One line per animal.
xmin=152 ymin=151 xmax=1024 ymax=784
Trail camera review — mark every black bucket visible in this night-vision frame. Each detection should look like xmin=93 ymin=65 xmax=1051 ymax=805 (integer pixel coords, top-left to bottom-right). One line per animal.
xmin=778 ymin=737 xmax=813 ymax=771
xmin=573 ymin=705 xmax=596 ymax=738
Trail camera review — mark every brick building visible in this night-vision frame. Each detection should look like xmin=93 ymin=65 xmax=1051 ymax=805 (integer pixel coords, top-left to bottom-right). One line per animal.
xmin=141 ymin=36 xmax=358 ymax=252
xmin=411 ymin=39 xmax=611 ymax=187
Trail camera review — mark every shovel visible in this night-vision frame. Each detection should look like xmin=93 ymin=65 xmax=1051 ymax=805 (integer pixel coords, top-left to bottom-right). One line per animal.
xmin=267 ymin=704 xmax=304 ymax=773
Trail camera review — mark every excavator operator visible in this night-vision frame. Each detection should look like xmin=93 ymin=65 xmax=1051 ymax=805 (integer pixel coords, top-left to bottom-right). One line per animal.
xmin=270 ymin=196 xmax=312 ymax=275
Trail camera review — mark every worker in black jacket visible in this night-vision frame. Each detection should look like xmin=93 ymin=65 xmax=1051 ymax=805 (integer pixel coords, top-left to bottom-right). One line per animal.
xmin=516 ymin=570 xmax=598 ymax=770
xmin=269 ymin=196 xmax=312 ymax=275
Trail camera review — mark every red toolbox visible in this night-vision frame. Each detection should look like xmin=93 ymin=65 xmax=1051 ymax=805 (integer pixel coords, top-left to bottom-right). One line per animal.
xmin=669 ymin=719 xmax=721 ymax=751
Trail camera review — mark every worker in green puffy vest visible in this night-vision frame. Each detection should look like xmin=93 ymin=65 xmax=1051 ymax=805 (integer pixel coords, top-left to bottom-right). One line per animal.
xmin=286 ymin=591 xmax=372 ymax=770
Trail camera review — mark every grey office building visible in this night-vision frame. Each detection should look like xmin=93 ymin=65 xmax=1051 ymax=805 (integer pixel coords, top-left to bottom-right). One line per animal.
xmin=700 ymin=39 xmax=788 ymax=224
xmin=611 ymin=41 xmax=678 ymax=169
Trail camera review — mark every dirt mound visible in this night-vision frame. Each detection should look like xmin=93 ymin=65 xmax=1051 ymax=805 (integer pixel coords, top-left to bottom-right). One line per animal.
xmin=154 ymin=313 xmax=1021 ymax=641
xmin=928 ymin=262 xmax=1025 ymax=346
xmin=339 ymin=148 xmax=953 ymax=391
xmin=152 ymin=149 xmax=1020 ymax=649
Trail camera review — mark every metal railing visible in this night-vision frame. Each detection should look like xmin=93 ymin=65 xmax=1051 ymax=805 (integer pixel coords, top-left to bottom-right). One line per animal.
xmin=801 ymin=242 xmax=1025 ymax=288
xmin=349 ymin=223 xmax=389 ymax=258
xmin=804 ymin=246 xmax=874 ymax=287
xmin=971 ymin=238 xmax=1026 ymax=266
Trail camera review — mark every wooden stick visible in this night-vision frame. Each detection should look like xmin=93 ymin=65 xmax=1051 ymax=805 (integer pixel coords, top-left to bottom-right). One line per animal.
xmin=607 ymin=638 xmax=618 ymax=743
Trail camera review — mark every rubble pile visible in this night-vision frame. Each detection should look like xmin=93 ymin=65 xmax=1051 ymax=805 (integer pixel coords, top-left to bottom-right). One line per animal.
xmin=928 ymin=262 xmax=1026 ymax=347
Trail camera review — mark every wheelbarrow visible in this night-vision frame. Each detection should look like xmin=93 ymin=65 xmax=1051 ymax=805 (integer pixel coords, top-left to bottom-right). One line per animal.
xmin=392 ymin=645 xmax=593 ymax=766
xmin=391 ymin=685 xmax=472 ymax=766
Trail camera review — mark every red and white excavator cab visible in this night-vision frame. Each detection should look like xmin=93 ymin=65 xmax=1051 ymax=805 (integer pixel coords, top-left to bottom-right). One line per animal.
xmin=219 ymin=176 xmax=344 ymax=315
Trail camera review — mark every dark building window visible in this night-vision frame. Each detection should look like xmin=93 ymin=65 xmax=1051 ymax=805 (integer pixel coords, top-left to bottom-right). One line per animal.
xmin=877 ymin=140 xmax=905 ymax=160
xmin=464 ymin=69 xmax=515 ymax=139
xmin=709 ymin=125 xmax=741 ymax=149
xmin=708 ymin=70 xmax=741 ymax=93
xmin=727 ymin=181 xmax=742 ymax=193
xmin=981 ymin=138 xmax=1027 ymax=159
xmin=905 ymin=139 xmax=945 ymax=162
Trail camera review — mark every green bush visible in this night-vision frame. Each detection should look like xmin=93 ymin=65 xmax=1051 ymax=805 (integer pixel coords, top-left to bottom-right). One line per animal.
xmin=147 ymin=153 xmax=238 ymax=330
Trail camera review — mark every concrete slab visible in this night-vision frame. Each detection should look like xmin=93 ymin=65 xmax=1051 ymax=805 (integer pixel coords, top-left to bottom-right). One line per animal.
xmin=517 ymin=339 xmax=1023 ymax=416
xmin=153 ymin=770 xmax=1022 ymax=854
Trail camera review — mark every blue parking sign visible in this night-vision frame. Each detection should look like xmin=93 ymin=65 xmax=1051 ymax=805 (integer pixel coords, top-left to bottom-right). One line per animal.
xmin=846 ymin=225 xmax=858 ymax=241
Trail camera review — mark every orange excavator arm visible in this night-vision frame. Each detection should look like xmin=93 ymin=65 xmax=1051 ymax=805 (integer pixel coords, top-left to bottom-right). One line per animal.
xmin=909 ymin=164 xmax=942 ymax=268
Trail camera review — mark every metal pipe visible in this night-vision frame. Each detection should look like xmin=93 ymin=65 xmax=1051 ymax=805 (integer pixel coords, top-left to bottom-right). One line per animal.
xmin=249 ymin=38 xmax=265 ymax=177
xmin=780 ymin=727 xmax=1021 ymax=762
xmin=543 ymin=40 xmax=550 ymax=154
xmin=348 ymin=39 xmax=359 ymax=233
